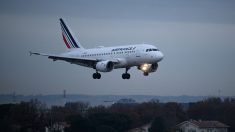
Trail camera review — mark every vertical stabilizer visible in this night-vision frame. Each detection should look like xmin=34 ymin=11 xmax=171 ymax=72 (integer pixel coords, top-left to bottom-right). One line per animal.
xmin=60 ymin=18 xmax=83 ymax=49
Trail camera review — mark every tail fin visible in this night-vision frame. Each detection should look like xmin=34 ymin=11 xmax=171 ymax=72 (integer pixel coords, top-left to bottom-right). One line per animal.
xmin=59 ymin=18 xmax=83 ymax=49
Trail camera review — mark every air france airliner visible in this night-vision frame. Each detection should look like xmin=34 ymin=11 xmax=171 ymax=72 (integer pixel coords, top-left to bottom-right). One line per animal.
xmin=30 ymin=18 xmax=164 ymax=79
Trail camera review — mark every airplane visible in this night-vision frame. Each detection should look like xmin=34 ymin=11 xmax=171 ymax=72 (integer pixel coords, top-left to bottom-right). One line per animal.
xmin=30 ymin=18 xmax=164 ymax=79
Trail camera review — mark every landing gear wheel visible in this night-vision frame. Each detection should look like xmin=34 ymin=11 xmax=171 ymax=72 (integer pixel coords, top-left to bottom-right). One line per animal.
xmin=97 ymin=73 xmax=101 ymax=79
xmin=122 ymin=73 xmax=131 ymax=79
xmin=122 ymin=67 xmax=131 ymax=79
xmin=122 ymin=73 xmax=126 ymax=79
xmin=126 ymin=73 xmax=130 ymax=79
xmin=122 ymin=73 xmax=130 ymax=79
xmin=93 ymin=73 xmax=101 ymax=79
xmin=144 ymin=72 xmax=149 ymax=76
xmin=93 ymin=73 xmax=96 ymax=79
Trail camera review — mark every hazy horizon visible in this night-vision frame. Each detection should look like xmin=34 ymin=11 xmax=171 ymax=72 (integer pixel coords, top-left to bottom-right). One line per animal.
xmin=1 ymin=0 xmax=235 ymax=96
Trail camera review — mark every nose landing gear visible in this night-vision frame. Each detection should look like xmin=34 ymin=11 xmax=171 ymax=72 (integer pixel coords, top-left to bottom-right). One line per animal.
xmin=143 ymin=72 xmax=149 ymax=76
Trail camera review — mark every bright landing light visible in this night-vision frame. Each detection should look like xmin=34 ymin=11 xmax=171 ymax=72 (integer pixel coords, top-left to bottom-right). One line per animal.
xmin=140 ymin=64 xmax=151 ymax=72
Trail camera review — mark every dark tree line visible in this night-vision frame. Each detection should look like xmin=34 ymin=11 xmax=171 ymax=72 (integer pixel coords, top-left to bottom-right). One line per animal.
xmin=0 ymin=99 xmax=47 ymax=132
xmin=187 ymin=98 xmax=235 ymax=132
xmin=0 ymin=97 xmax=234 ymax=132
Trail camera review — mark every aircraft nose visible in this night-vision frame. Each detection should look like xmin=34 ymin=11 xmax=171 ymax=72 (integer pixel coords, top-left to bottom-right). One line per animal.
xmin=157 ymin=51 xmax=164 ymax=61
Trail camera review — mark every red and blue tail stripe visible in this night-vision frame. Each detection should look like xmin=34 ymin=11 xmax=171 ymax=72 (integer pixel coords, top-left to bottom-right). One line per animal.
xmin=62 ymin=32 xmax=71 ymax=48
xmin=60 ymin=18 xmax=80 ymax=49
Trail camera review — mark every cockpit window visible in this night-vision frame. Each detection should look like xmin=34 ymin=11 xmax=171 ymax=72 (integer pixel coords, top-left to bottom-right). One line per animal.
xmin=146 ymin=48 xmax=159 ymax=52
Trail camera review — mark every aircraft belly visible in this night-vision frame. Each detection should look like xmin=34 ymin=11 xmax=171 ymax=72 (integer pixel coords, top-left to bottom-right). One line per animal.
xmin=114 ymin=59 xmax=138 ymax=69
xmin=73 ymin=62 xmax=93 ymax=68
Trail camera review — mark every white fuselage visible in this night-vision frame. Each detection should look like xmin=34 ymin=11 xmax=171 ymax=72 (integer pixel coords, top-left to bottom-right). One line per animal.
xmin=62 ymin=44 xmax=164 ymax=69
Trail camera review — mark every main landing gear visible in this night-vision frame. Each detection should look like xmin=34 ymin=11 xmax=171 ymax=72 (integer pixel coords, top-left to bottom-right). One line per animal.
xmin=143 ymin=72 xmax=149 ymax=76
xmin=93 ymin=71 xmax=101 ymax=79
xmin=122 ymin=68 xmax=130 ymax=79
xmin=92 ymin=68 xmax=131 ymax=79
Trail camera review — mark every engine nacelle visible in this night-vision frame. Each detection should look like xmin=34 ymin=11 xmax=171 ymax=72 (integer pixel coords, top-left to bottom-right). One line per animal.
xmin=96 ymin=61 xmax=114 ymax=72
xmin=149 ymin=63 xmax=158 ymax=73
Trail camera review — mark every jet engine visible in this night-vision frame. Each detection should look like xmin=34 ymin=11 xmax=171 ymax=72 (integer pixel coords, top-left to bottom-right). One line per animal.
xmin=149 ymin=63 xmax=158 ymax=73
xmin=96 ymin=60 xmax=114 ymax=72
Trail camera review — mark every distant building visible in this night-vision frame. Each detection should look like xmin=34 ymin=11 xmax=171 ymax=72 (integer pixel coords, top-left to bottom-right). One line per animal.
xmin=128 ymin=123 xmax=151 ymax=132
xmin=45 ymin=122 xmax=70 ymax=132
xmin=175 ymin=120 xmax=229 ymax=132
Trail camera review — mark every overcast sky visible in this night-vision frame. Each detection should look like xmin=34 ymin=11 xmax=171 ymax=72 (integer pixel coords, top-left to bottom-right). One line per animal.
xmin=0 ymin=0 xmax=235 ymax=96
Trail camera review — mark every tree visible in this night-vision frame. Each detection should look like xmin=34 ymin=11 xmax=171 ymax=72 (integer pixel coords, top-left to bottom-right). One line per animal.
xmin=65 ymin=115 xmax=94 ymax=132
xmin=89 ymin=112 xmax=132 ymax=132
xmin=0 ymin=104 xmax=15 ymax=131
xmin=149 ymin=117 xmax=166 ymax=132
xmin=65 ymin=101 xmax=89 ymax=115
xmin=87 ymin=105 xmax=107 ymax=115
xmin=162 ymin=102 xmax=186 ymax=129
xmin=188 ymin=97 xmax=235 ymax=132
xmin=96 ymin=125 xmax=117 ymax=132
xmin=2 ymin=99 xmax=47 ymax=132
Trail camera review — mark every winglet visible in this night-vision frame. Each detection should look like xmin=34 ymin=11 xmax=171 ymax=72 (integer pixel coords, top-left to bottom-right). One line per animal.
xmin=29 ymin=51 xmax=41 ymax=56
xmin=29 ymin=51 xmax=32 ymax=56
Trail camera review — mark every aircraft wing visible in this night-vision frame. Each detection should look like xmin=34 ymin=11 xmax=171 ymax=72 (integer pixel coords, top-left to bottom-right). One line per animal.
xmin=29 ymin=51 xmax=119 ymax=68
